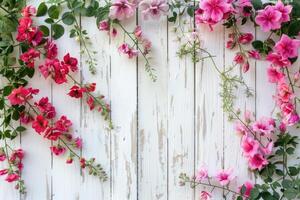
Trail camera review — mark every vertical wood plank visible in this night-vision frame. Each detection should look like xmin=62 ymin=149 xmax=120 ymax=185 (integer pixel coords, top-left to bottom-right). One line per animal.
xmin=167 ymin=19 xmax=195 ymax=200
xmin=195 ymin=24 xmax=224 ymax=199
xmin=21 ymin=1 xmax=52 ymax=199
xmin=137 ymin=18 xmax=168 ymax=200
xmin=78 ymin=16 xmax=111 ymax=199
xmin=110 ymin=20 xmax=137 ymax=200
xmin=51 ymin=15 xmax=81 ymax=199
xmin=223 ymin=23 xmax=256 ymax=196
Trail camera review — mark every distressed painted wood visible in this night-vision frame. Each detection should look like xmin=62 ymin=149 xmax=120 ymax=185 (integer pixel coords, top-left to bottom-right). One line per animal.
xmin=1 ymin=1 xmax=297 ymax=199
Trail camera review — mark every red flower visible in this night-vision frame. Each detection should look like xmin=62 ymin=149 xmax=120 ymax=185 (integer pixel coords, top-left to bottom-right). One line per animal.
xmin=20 ymin=112 xmax=34 ymax=124
xmin=80 ymin=158 xmax=86 ymax=168
xmin=20 ymin=48 xmax=40 ymax=68
xmin=66 ymin=157 xmax=73 ymax=164
xmin=43 ymin=128 xmax=62 ymax=141
xmin=44 ymin=40 xmax=58 ymax=59
xmin=10 ymin=149 xmax=24 ymax=162
xmin=35 ymin=97 xmax=56 ymax=119
xmin=74 ymin=137 xmax=82 ymax=149
xmin=39 ymin=59 xmax=69 ymax=84
xmin=32 ymin=115 xmax=49 ymax=134
xmin=68 ymin=85 xmax=83 ymax=98
xmin=238 ymin=33 xmax=254 ymax=44
xmin=54 ymin=116 xmax=72 ymax=132
xmin=87 ymin=96 xmax=95 ymax=110
xmin=21 ymin=6 xmax=36 ymax=17
xmin=50 ymin=146 xmax=66 ymax=156
xmin=82 ymin=83 xmax=96 ymax=92
xmin=16 ymin=17 xmax=33 ymax=42
xmin=5 ymin=173 xmax=20 ymax=182
xmin=8 ymin=86 xmax=35 ymax=105
xmin=0 ymin=154 xmax=6 ymax=161
xmin=0 ymin=169 xmax=8 ymax=176
xmin=63 ymin=53 xmax=78 ymax=72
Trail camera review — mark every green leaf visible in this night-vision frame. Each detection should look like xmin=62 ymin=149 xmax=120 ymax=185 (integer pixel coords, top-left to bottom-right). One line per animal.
xmin=284 ymin=189 xmax=297 ymax=200
xmin=36 ymin=2 xmax=48 ymax=17
xmin=48 ymin=5 xmax=60 ymax=19
xmin=39 ymin=25 xmax=49 ymax=37
xmin=3 ymin=85 xmax=13 ymax=96
xmin=288 ymin=166 xmax=299 ymax=176
xmin=187 ymin=6 xmax=194 ymax=17
xmin=251 ymin=0 xmax=263 ymax=10
xmin=275 ymin=169 xmax=284 ymax=176
xmin=252 ymin=40 xmax=264 ymax=51
xmin=45 ymin=18 xmax=55 ymax=24
xmin=12 ymin=110 xmax=20 ymax=120
xmin=288 ymin=20 xmax=300 ymax=37
xmin=250 ymin=187 xmax=260 ymax=199
xmin=16 ymin=126 xmax=26 ymax=132
xmin=62 ymin=12 xmax=75 ymax=25
xmin=282 ymin=179 xmax=294 ymax=189
xmin=52 ymin=24 xmax=65 ymax=40
xmin=0 ymin=98 xmax=4 ymax=110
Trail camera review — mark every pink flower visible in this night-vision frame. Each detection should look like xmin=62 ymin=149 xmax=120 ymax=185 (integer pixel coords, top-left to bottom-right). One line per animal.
xmin=66 ymin=157 xmax=73 ymax=164
xmin=255 ymin=6 xmax=282 ymax=32
xmin=234 ymin=53 xmax=245 ymax=64
xmin=20 ymin=112 xmax=33 ymax=124
xmin=109 ymin=0 xmax=136 ymax=21
xmin=118 ymin=43 xmax=138 ymax=58
xmin=39 ymin=59 xmax=69 ymax=84
xmin=277 ymin=80 xmax=293 ymax=103
xmin=252 ymin=117 xmax=275 ymax=136
xmin=5 ymin=173 xmax=20 ymax=182
xmin=235 ymin=122 xmax=248 ymax=136
xmin=267 ymin=66 xmax=284 ymax=83
xmin=0 ymin=169 xmax=8 ymax=176
xmin=68 ymin=85 xmax=84 ymax=98
xmin=139 ymin=0 xmax=169 ymax=20
xmin=236 ymin=0 xmax=252 ymax=17
xmin=44 ymin=40 xmax=58 ymax=59
xmin=248 ymin=153 xmax=268 ymax=170
xmin=239 ymin=181 xmax=253 ymax=197
xmin=50 ymin=146 xmax=66 ymax=156
xmin=248 ymin=50 xmax=260 ymax=60
xmin=266 ymin=52 xmax=291 ymax=67
xmin=274 ymin=1 xmax=292 ymax=23
xmin=262 ymin=142 xmax=273 ymax=155
xmin=238 ymin=33 xmax=253 ymax=44
xmin=74 ymin=137 xmax=83 ymax=149
xmin=87 ymin=96 xmax=95 ymax=110
xmin=55 ymin=116 xmax=72 ymax=132
xmin=63 ymin=53 xmax=78 ymax=72
xmin=241 ymin=136 xmax=259 ymax=157
xmin=0 ymin=154 xmax=6 ymax=162
xmin=34 ymin=97 xmax=56 ymax=119
xmin=200 ymin=191 xmax=212 ymax=200
xmin=195 ymin=166 xmax=208 ymax=181
xmin=279 ymin=122 xmax=287 ymax=133
xmin=242 ymin=62 xmax=250 ymax=73
xmin=8 ymin=86 xmax=34 ymax=105
xmin=99 ymin=20 xmax=110 ymax=31
xmin=20 ymin=48 xmax=40 ymax=68
xmin=199 ymin=0 xmax=231 ymax=23
xmin=32 ymin=115 xmax=49 ymax=133
xmin=21 ymin=6 xmax=36 ymax=17
xmin=215 ymin=168 xmax=234 ymax=186
xmin=10 ymin=149 xmax=24 ymax=161
xmin=275 ymin=34 xmax=300 ymax=58
xmin=134 ymin=26 xmax=143 ymax=39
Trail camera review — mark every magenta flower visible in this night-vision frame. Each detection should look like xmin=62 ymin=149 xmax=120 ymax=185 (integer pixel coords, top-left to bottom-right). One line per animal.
xmin=241 ymin=136 xmax=260 ymax=158
xmin=139 ymin=0 xmax=168 ymax=20
xmin=200 ymin=191 xmax=212 ymax=200
xmin=195 ymin=166 xmax=208 ymax=181
xmin=275 ymin=34 xmax=300 ymax=58
xmin=252 ymin=117 xmax=275 ymax=137
xmin=266 ymin=52 xmax=291 ymax=67
xmin=267 ymin=66 xmax=284 ymax=83
xmin=255 ymin=6 xmax=282 ymax=32
xmin=248 ymin=153 xmax=268 ymax=170
xmin=109 ymin=0 xmax=136 ymax=21
xmin=239 ymin=181 xmax=253 ymax=197
xmin=274 ymin=1 xmax=292 ymax=23
xmin=215 ymin=168 xmax=234 ymax=186
xmin=199 ymin=0 xmax=231 ymax=23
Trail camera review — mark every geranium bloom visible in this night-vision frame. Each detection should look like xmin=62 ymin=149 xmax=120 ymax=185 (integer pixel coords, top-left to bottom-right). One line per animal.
xmin=274 ymin=1 xmax=292 ymax=23
xmin=20 ymin=112 xmax=34 ymax=124
xmin=267 ymin=66 xmax=284 ymax=83
xmin=248 ymin=153 xmax=268 ymax=170
xmin=215 ymin=168 xmax=234 ymax=186
xmin=252 ymin=117 xmax=275 ymax=136
xmin=248 ymin=50 xmax=260 ymax=60
xmin=8 ymin=86 xmax=35 ymax=105
xmin=63 ymin=53 xmax=78 ymax=72
xmin=87 ymin=96 xmax=95 ymax=110
xmin=275 ymin=34 xmax=300 ymax=58
xmin=0 ymin=169 xmax=8 ymax=176
xmin=99 ymin=20 xmax=110 ymax=31
xmin=0 ymin=152 xmax=6 ymax=161
xmin=239 ymin=181 xmax=253 ymax=197
xmin=68 ymin=85 xmax=84 ymax=98
xmin=255 ymin=6 xmax=282 ymax=32
xmin=10 ymin=149 xmax=24 ymax=162
xmin=5 ymin=173 xmax=20 ymax=182
xmin=74 ymin=137 xmax=83 ymax=149
xmin=236 ymin=0 xmax=252 ymax=17
xmin=34 ymin=97 xmax=56 ymax=119
xmin=21 ymin=6 xmax=36 ymax=17
xmin=44 ymin=40 xmax=58 ymax=59
xmin=234 ymin=53 xmax=245 ymax=64
xmin=235 ymin=122 xmax=248 ymax=136
xmin=238 ymin=33 xmax=253 ymax=44
xmin=139 ymin=0 xmax=169 ymax=20
xmin=199 ymin=0 xmax=231 ymax=23
xmin=82 ymin=83 xmax=96 ymax=92
xmin=32 ymin=115 xmax=49 ymax=134
xmin=39 ymin=59 xmax=69 ymax=84
xmin=262 ymin=142 xmax=273 ymax=155
xmin=195 ymin=166 xmax=208 ymax=181
xmin=241 ymin=136 xmax=259 ymax=157
xmin=277 ymin=80 xmax=294 ymax=103
xmin=109 ymin=0 xmax=136 ymax=21
xmin=118 ymin=43 xmax=138 ymax=58
xmin=50 ymin=146 xmax=66 ymax=156
xmin=20 ymin=48 xmax=40 ymax=68
xmin=200 ymin=191 xmax=212 ymax=200
xmin=55 ymin=116 xmax=72 ymax=132
xmin=266 ymin=52 xmax=291 ymax=67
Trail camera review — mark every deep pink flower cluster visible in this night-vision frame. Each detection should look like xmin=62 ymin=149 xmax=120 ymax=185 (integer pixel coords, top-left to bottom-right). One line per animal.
xmin=235 ymin=111 xmax=275 ymax=170
xmin=194 ymin=166 xmax=253 ymax=199
xmin=0 ymin=148 xmax=24 ymax=184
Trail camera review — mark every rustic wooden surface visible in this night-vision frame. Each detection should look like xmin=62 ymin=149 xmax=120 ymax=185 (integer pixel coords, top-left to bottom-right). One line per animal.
xmin=0 ymin=1 xmax=277 ymax=199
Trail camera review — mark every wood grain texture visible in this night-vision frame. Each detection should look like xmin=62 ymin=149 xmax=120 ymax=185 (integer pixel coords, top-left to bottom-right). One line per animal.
xmin=0 ymin=1 xmax=289 ymax=199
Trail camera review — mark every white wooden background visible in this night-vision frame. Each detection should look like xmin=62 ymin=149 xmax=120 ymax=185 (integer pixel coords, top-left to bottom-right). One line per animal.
xmin=0 ymin=0 xmax=278 ymax=199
